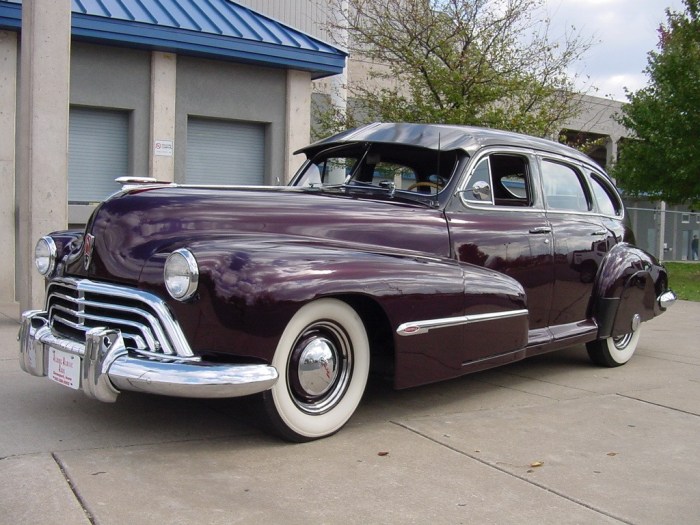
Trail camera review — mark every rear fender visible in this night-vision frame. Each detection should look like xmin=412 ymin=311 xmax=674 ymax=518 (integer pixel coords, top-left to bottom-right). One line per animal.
xmin=592 ymin=243 xmax=667 ymax=338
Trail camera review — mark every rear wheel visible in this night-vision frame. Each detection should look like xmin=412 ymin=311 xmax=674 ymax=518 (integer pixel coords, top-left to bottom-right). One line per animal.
xmin=263 ymin=299 xmax=370 ymax=442
xmin=586 ymin=327 xmax=641 ymax=367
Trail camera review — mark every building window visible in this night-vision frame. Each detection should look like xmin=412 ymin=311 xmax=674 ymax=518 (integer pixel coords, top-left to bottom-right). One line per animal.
xmin=682 ymin=214 xmax=690 ymax=224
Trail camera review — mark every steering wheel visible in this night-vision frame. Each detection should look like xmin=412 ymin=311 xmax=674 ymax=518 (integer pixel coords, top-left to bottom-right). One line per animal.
xmin=407 ymin=177 xmax=446 ymax=194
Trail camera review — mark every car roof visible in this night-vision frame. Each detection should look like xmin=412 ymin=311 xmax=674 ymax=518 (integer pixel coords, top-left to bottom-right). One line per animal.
xmin=297 ymin=122 xmax=601 ymax=169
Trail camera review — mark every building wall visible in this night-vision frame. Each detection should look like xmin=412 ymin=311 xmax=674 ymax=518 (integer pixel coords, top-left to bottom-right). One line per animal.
xmin=236 ymin=0 xmax=332 ymax=41
xmin=70 ymin=42 xmax=151 ymax=176
xmin=4 ymin=31 xmax=311 ymax=304
xmin=68 ymin=42 xmax=151 ymax=224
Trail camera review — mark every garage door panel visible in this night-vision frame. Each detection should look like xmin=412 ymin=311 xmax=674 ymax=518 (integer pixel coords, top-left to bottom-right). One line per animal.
xmin=186 ymin=118 xmax=265 ymax=186
xmin=69 ymin=107 xmax=129 ymax=203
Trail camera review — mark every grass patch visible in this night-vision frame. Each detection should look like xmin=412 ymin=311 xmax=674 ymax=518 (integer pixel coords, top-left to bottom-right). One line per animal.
xmin=664 ymin=262 xmax=700 ymax=302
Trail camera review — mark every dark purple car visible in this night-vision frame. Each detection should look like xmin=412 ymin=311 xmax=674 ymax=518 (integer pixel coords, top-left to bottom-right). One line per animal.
xmin=19 ymin=123 xmax=676 ymax=441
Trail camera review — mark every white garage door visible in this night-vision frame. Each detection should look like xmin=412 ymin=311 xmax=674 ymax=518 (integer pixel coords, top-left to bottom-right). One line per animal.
xmin=68 ymin=107 xmax=129 ymax=203
xmin=186 ymin=118 xmax=265 ymax=185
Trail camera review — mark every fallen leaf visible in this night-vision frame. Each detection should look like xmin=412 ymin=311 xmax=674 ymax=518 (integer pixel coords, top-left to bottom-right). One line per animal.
xmin=607 ymin=452 xmax=618 ymax=457
xmin=378 ymin=451 xmax=389 ymax=457
xmin=530 ymin=461 xmax=544 ymax=468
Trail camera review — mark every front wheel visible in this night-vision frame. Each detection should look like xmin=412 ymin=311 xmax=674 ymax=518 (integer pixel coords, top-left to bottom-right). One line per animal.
xmin=262 ymin=299 xmax=370 ymax=442
xmin=586 ymin=327 xmax=641 ymax=367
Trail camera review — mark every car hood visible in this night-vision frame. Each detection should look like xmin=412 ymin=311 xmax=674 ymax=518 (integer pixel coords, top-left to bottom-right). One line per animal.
xmin=65 ymin=185 xmax=451 ymax=286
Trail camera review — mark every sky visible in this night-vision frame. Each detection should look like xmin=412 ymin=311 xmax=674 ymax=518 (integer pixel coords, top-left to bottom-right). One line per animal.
xmin=541 ymin=0 xmax=687 ymax=101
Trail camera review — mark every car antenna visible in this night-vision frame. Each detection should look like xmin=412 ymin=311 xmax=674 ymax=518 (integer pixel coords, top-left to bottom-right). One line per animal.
xmin=435 ymin=133 xmax=441 ymax=199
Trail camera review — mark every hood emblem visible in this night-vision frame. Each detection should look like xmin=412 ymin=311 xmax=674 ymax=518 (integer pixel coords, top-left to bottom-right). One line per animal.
xmin=84 ymin=233 xmax=95 ymax=271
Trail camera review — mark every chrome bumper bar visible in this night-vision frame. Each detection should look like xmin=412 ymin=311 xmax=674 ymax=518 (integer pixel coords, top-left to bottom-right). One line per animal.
xmin=658 ymin=290 xmax=677 ymax=310
xmin=18 ymin=310 xmax=278 ymax=403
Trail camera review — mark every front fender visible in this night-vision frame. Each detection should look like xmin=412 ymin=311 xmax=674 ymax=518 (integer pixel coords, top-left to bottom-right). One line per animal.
xmin=145 ymin=236 xmax=527 ymax=376
xmin=592 ymin=243 xmax=668 ymax=338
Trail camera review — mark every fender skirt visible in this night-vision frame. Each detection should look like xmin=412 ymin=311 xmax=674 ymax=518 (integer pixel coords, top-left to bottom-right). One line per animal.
xmin=595 ymin=269 xmax=659 ymax=339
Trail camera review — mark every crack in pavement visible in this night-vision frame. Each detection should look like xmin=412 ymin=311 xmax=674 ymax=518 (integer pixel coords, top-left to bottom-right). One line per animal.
xmin=391 ymin=420 xmax=633 ymax=525
xmin=52 ymin=452 xmax=98 ymax=525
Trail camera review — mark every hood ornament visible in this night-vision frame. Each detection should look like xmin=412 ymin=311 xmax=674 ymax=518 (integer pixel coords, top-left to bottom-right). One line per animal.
xmin=84 ymin=233 xmax=95 ymax=271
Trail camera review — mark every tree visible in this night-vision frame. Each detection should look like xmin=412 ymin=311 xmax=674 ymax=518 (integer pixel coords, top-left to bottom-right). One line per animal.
xmin=315 ymin=0 xmax=594 ymax=139
xmin=613 ymin=0 xmax=700 ymax=204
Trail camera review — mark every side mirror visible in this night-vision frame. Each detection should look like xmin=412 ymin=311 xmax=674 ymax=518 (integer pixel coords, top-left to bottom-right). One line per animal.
xmin=472 ymin=181 xmax=492 ymax=201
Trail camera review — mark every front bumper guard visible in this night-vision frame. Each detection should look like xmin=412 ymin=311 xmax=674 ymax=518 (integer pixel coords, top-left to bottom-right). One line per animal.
xmin=18 ymin=310 xmax=278 ymax=403
xmin=658 ymin=290 xmax=677 ymax=310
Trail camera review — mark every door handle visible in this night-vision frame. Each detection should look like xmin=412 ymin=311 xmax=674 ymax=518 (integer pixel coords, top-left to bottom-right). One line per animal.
xmin=529 ymin=226 xmax=552 ymax=234
xmin=591 ymin=230 xmax=609 ymax=236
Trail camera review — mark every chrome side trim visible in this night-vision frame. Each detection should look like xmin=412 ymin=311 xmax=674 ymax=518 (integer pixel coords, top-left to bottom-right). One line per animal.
xmin=18 ymin=310 xmax=279 ymax=401
xmin=396 ymin=309 xmax=529 ymax=336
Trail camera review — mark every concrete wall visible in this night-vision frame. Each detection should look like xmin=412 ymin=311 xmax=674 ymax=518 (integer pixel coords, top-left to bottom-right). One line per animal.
xmin=0 ymin=30 xmax=17 ymax=303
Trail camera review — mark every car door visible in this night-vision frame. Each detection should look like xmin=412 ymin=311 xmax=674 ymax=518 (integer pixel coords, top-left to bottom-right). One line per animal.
xmin=445 ymin=148 xmax=555 ymax=358
xmin=538 ymin=157 xmax=617 ymax=330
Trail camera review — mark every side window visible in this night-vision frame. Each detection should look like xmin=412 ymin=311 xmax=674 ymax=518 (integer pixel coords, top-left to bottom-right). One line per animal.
xmin=296 ymin=155 xmax=358 ymax=187
xmin=464 ymin=154 xmax=531 ymax=206
xmin=464 ymin=158 xmax=493 ymax=204
xmin=368 ymin=162 xmax=419 ymax=190
xmin=541 ymin=160 xmax=590 ymax=212
xmin=589 ymin=174 xmax=622 ymax=216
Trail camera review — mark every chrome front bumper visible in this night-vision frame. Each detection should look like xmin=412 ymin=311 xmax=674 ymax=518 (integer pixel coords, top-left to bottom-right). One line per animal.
xmin=18 ymin=310 xmax=278 ymax=403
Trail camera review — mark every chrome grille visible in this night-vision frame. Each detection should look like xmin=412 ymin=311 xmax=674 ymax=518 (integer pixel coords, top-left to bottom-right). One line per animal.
xmin=45 ymin=278 xmax=194 ymax=357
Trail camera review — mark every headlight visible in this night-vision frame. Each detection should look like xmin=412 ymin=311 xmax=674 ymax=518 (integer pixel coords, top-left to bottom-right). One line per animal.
xmin=164 ymin=248 xmax=199 ymax=301
xmin=34 ymin=237 xmax=57 ymax=276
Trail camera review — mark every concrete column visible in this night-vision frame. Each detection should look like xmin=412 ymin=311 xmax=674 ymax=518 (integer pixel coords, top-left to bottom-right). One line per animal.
xmin=17 ymin=0 xmax=71 ymax=311
xmin=284 ymin=69 xmax=311 ymax=183
xmin=0 ymin=30 xmax=17 ymax=303
xmin=149 ymin=51 xmax=177 ymax=182
xmin=607 ymin=136 xmax=619 ymax=169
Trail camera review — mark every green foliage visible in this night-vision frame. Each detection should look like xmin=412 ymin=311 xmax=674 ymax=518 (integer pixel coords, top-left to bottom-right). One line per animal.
xmin=317 ymin=0 xmax=593 ymax=139
xmin=613 ymin=0 xmax=700 ymax=205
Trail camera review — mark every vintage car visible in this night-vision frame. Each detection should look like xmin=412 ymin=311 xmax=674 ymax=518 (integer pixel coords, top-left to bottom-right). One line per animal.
xmin=19 ymin=122 xmax=676 ymax=442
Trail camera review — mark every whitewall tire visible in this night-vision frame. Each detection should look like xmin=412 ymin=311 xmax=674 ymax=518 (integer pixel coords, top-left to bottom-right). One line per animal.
xmin=263 ymin=298 xmax=370 ymax=442
xmin=586 ymin=327 xmax=641 ymax=367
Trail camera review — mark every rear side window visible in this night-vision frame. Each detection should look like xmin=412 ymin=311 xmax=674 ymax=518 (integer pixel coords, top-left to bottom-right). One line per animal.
xmin=589 ymin=174 xmax=623 ymax=217
xmin=541 ymin=160 xmax=590 ymax=212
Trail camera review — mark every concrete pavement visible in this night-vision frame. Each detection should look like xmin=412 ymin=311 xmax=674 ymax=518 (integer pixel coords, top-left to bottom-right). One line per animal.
xmin=1 ymin=301 xmax=698 ymax=524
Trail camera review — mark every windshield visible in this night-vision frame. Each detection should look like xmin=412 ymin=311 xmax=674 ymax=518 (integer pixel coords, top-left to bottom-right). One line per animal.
xmin=292 ymin=143 xmax=462 ymax=196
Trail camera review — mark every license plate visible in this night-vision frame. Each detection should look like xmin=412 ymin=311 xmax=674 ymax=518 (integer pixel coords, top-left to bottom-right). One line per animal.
xmin=47 ymin=348 xmax=81 ymax=390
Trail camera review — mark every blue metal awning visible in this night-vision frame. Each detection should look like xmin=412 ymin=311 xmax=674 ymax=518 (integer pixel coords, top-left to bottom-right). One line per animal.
xmin=0 ymin=0 xmax=345 ymax=79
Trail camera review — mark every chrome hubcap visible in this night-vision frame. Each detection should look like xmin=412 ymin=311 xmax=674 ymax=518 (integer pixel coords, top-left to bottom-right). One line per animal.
xmin=297 ymin=337 xmax=338 ymax=397
xmin=613 ymin=332 xmax=633 ymax=350
xmin=288 ymin=322 xmax=352 ymax=415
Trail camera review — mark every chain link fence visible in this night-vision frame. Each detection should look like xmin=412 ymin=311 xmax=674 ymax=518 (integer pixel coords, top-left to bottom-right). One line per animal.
xmin=626 ymin=202 xmax=700 ymax=262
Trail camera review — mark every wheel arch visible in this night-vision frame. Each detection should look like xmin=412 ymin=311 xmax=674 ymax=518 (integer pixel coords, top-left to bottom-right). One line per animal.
xmin=591 ymin=242 xmax=668 ymax=339
xmin=334 ymin=294 xmax=396 ymax=378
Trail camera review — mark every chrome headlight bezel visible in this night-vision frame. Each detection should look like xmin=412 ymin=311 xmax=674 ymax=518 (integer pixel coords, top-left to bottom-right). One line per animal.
xmin=164 ymin=248 xmax=199 ymax=301
xmin=34 ymin=236 xmax=57 ymax=276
